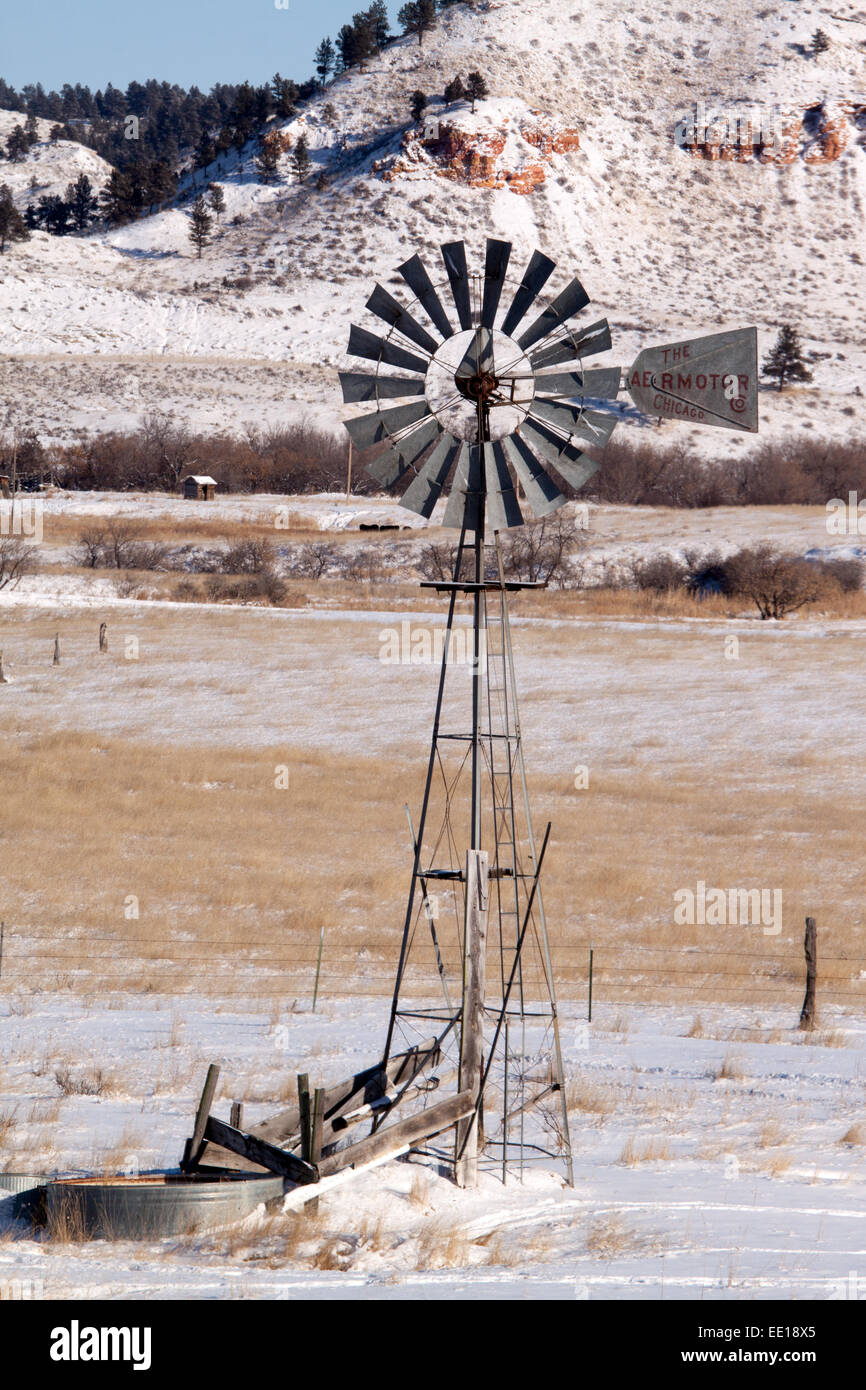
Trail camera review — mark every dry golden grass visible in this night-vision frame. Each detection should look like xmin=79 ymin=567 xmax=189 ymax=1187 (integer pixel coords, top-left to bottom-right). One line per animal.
xmin=619 ymin=1135 xmax=672 ymax=1165
xmin=0 ymin=600 xmax=864 ymax=1008
xmin=414 ymin=1216 xmax=471 ymax=1271
xmin=840 ymin=1125 xmax=866 ymax=1146
xmin=715 ymin=1054 xmax=746 ymax=1082
xmin=758 ymin=1118 xmax=787 ymax=1149
xmin=585 ymin=1213 xmax=643 ymax=1259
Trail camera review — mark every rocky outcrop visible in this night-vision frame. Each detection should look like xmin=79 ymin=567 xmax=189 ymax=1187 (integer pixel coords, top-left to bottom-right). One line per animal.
xmin=374 ymin=100 xmax=580 ymax=194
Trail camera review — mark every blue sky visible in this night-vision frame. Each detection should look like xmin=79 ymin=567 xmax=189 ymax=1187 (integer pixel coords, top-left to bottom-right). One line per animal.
xmin=1 ymin=0 xmax=403 ymax=93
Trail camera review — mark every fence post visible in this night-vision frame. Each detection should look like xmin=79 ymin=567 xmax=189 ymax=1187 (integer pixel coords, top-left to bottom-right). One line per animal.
xmin=588 ymin=942 xmax=594 ymax=1023
xmin=799 ymin=916 xmax=817 ymax=1031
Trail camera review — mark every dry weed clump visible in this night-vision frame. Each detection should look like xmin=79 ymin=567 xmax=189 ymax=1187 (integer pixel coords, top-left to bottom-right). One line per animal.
xmin=414 ymin=1216 xmax=471 ymax=1271
xmin=585 ymin=1213 xmax=642 ymax=1259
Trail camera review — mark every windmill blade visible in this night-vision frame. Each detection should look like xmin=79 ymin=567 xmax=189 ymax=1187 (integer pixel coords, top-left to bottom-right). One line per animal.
xmin=501 ymin=434 xmax=566 ymax=517
xmin=365 ymin=416 xmax=443 ymax=488
xmin=401 ymin=434 xmax=462 ymax=518
xmin=484 ymin=442 xmax=524 ymax=530
xmin=627 ymin=327 xmax=759 ymax=432
xmin=455 ymin=327 xmax=494 ymax=379
xmin=366 ymin=283 xmax=440 ymax=356
xmin=339 ymin=371 xmax=427 ymax=403
xmin=348 ymin=324 xmax=429 ymax=376
xmin=528 ymin=401 xmax=619 ymax=450
xmin=442 ymin=442 xmax=482 ymax=533
xmin=441 ymin=241 xmax=473 ymax=331
xmin=344 ymin=399 xmax=432 ymax=451
xmin=533 ymin=366 xmax=622 ymax=400
xmin=519 ymin=415 xmax=606 ymax=490
xmin=398 ymin=252 xmax=455 ymax=340
xmin=500 ymin=250 xmax=556 ymax=338
xmin=517 ymin=277 xmax=591 ymax=352
xmin=530 ymin=319 xmax=612 ymax=371
xmin=480 ymin=238 xmax=512 ymax=330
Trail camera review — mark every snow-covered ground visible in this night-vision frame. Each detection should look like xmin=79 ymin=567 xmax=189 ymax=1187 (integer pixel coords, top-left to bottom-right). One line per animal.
xmin=2 ymin=996 xmax=866 ymax=1299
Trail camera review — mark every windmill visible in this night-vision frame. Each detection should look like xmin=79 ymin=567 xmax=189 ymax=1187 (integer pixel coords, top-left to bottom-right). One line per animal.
xmin=340 ymin=238 xmax=758 ymax=1188
xmin=182 ymin=242 xmax=758 ymax=1199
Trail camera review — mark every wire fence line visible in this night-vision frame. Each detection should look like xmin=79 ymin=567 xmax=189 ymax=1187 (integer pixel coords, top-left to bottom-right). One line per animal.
xmin=1 ymin=924 xmax=863 ymax=1009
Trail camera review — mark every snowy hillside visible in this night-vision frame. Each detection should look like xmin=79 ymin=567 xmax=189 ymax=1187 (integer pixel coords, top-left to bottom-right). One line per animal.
xmin=0 ymin=109 xmax=114 ymax=207
xmin=0 ymin=0 xmax=864 ymax=453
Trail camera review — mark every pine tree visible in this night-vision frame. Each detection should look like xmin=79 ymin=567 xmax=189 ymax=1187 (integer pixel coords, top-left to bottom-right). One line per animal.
xmin=444 ymin=75 xmax=465 ymax=103
xmin=762 ymin=325 xmax=813 ymax=392
xmin=271 ymin=72 xmax=298 ymax=118
xmin=99 ymin=169 xmax=135 ymax=225
xmin=207 ymin=182 xmax=226 ymax=222
xmin=66 ymin=173 xmax=98 ymax=231
xmin=254 ymin=135 xmax=280 ymax=185
xmin=0 ymin=185 xmax=29 ymax=252
xmin=352 ymin=10 xmax=377 ymax=68
xmin=399 ymin=0 xmax=436 ymax=44
xmin=367 ymin=0 xmax=391 ymax=51
xmin=465 ymin=71 xmax=489 ymax=113
xmin=337 ymin=23 xmax=358 ymax=71
xmin=188 ymin=192 xmax=212 ymax=258
xmin=315 ymin=38 xmax=335 ymax=88
xmin=811 ymin=29 xmax=830 ymax=56
xmin=291 ymin=132 xmax=311 ymax=183
xmin=6 ymin=125 xmax=29 ymax=162
xmin=411 ymin=90 xmax=428 ymax=124
xmin=37 ymin=194 xmax=70 ymax=235
xmin=24 ymin=112 xmax=39 ymax=147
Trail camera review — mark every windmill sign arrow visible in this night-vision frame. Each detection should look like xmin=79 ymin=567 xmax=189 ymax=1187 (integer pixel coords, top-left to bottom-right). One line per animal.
xmin=627 ymin=326 xmax=758 ymax=432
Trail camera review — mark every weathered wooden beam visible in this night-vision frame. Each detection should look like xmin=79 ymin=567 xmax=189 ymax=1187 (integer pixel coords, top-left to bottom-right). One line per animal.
xmin=319 ymin=1089 xmax=474 ymax=1179
xmin=456 ymin=850 xmax=488 ymax=1188
xmin=198 ymin=1037 xmax=442 ymax=1172
xmin=203 ymin=1116 xmax=318 ymax=1184
xmin=182 ymin=1062 xmax=220 ymax=1172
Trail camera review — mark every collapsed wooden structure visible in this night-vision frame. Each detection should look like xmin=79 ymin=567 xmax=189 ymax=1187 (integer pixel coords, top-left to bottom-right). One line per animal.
xmin=182 ymin=1039 xmax=475 ymax=1191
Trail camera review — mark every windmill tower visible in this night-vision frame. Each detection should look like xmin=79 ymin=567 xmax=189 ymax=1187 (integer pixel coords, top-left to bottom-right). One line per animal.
xmin=341 ymin=239 xmax=759 ymax=1187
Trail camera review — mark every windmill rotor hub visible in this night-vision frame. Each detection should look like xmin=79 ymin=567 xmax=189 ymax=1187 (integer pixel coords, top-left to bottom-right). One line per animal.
xmin=459 ymin=369 xmax=499 ymax=403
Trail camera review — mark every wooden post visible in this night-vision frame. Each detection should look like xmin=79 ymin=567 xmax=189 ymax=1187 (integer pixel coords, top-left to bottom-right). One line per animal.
xmin=456 ymin=848 xmax=489 ymax=1188
xmin=53 ymin=633 xmax=60 ymax=666
xmin=230 ymin=1101 xmax=244 ymax=1130
xmin=99 ymin=622 xmax=108 ymax=653
xmin=183 ymin=1062 xmax=220 ymax=1171
xmin=312 ymin=926 xmax=324 ymax=1011
xmin=588 ymin=942 xmax=594 ymax=1023
xmin=0 ymin=920 xmax=4 ymax=980
xmin=307 ymin=1085 xmax=326 ymax=1214
xmin=0 ymin=652 xmax=7 ymax=685
xmin=799 ymin=916 xmax=817 ymax=1031
xmin=298 ymin=1072 xmax=312 ymax=1163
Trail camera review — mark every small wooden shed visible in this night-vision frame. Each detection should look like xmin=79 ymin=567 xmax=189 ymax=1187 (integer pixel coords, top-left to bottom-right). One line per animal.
xmin=182 ymin=474 xmax=218 ymax=501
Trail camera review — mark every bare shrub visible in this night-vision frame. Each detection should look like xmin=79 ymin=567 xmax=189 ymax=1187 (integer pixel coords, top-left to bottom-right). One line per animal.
xmin=724 ymin=544 xmax=831 ymax=619
xmin=288 ymin=542 xmax=337 ymax=579
xmin=0 ymin=536 xmax=37 ymax=590
xmin=499 ymin=512 xmax=584 ymax=585
xmin=629 ymin=553 xmax=688 ymax=593
xmin=54 ymin=1065 xmax=111 ymax=1097
xmin=221 ymin=537 xmax=277 ymax=574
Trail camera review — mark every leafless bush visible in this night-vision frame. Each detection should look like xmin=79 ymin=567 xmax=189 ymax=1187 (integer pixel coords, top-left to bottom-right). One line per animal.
xmin=499 ymin=512 xmax=584 ymax=585
xmin=221 ymin=537 xmax=277 ymax=574
xmin=204 ymin=571 xmax=286 ymax=604
xmin=724 ymin=544 xmax=832 ymax=619
xmin=287 ymin=542 xmax=338 ymax=579
xmin=339 ymin=546 xmax=386 ymax=583
xmin=54 ymin=1066 xmax=111 ymax=1097
xmin=629 ymin=553 xmax=689 ymax=592
xmin=417 ymin=542 xmax=473 ymax=582
xmin=0 ymin=536 xmax=37 ymax=590
xmin=74 ymin=520 xmax=148 ymax=569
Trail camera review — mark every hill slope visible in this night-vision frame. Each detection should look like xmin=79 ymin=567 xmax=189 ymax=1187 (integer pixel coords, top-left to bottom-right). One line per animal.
xmin=1 ymin=0 xmax=864 ymax=455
